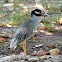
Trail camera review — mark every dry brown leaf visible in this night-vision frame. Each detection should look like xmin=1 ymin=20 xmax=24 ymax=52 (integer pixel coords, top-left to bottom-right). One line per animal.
xmin=48 ymin=45 xmax=55 ymax=48
xmin=38 ymin=23 xmax=46 ymax=30
xmin=37 ymin=50 xmax=46 ymax=56
xmin=49 ymin=49 xmax=60 ymax=55
xmin=39 ymin=30 xmax=53 ymax=35
xmin=0 ymin=38 xmax=5 ymax=42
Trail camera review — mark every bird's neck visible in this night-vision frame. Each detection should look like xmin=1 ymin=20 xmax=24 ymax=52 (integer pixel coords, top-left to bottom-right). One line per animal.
xmin=31 ymin=15 xmax=39 ymax=22
xmin=31 ymin=15 xmax=40 ymax=30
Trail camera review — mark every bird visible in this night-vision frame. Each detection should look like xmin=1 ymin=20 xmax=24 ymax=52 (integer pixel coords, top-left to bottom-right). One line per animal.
xmin=9 ymin=9 xmax=47 ymax=55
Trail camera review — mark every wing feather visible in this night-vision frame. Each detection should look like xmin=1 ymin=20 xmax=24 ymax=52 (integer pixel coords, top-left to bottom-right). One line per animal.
xmin=10 ymin=19 xmax=34 ymax=49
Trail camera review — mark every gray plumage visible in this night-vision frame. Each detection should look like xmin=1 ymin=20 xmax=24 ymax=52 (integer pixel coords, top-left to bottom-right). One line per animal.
xmin=10 ymin=15 xmax=40 ymax=49
xmin=10 ymin=9 xmax=46 ymax=50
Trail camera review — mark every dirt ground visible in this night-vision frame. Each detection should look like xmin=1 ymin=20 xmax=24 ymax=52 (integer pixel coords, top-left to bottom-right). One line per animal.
xmin=0 ymin=26 xmax=62 ymax=62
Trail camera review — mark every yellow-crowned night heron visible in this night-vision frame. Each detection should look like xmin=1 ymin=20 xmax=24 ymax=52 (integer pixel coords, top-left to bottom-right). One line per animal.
xmin=10 ymin=9 xmax=46 ymax=55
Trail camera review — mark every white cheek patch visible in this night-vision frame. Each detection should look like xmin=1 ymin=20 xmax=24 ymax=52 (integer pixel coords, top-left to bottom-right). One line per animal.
xmin=35 ymin=11 xmax=40 ymax=14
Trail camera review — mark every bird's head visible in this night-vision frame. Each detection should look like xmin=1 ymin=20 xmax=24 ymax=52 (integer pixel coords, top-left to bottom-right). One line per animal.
xmin=31 ymin=9 xmax=47 ymax=17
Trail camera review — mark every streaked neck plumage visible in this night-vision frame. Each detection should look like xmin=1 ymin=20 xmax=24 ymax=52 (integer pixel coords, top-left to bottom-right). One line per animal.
xmin=31 ymin=15 xmax=40 ymax=30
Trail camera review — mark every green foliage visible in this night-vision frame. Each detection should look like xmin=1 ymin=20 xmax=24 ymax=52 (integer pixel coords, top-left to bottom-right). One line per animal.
xmin=42 ymin=13 xmax=62 ymax=31
xmin=41 ymin=0 xmax=62 ymax=14
xmin=0 ymin=0 xmax=62 ymax=27
xmin=9 ymin=12 xmax=30 ymax=26
xmin=44 ymin=14 xmax=62 ymax=21
xmin=0 ymin=2 xmax=3 ymax=7
xmin=0 ymin=45 xmax=2 ymax=48
xmin=55 ymin=44 xmax=58 ymax=49
xmin=33 ymin=40 xmax=37 ymax=42
xmin=48 ymin=5 xmax=61 ymax=14
xmin=1 ymin=40 xmax=6 ymax=43
xmin=17 ymin=44 xmax=22 ymax=49
xmin=42 ymin=20 xmax=55 ymax=32
xmin=13 ymin=0 xmax=24 ymax=5
xmin=13 ymin=0 xmax=23 ymax=3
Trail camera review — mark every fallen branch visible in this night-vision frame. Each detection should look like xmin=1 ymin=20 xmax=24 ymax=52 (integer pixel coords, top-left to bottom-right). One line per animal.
xmin=0 ymin=54 xmax=29 ymax=62
xmin=0 ymin=54 xmax=62 ymax=62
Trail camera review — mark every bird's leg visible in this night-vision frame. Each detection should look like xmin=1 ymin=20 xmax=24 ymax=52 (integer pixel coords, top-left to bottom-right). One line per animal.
xmin=23 ymin=40 xmax=26 ymax=55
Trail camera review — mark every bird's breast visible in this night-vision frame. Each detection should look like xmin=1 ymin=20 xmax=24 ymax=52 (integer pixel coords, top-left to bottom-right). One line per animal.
xmin=33 ymin=21 xmax=39 ymax=30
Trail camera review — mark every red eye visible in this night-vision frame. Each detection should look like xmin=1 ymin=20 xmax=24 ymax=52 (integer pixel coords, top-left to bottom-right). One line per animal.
xmin=40 ymin=12 xmax=41 ymax=13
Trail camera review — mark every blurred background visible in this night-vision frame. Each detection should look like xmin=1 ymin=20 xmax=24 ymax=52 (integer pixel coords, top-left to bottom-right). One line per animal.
xmin=0 ymin=0 xmax=62 ymax=27
xmin=0 ymin=0 xmax=62 ymax=58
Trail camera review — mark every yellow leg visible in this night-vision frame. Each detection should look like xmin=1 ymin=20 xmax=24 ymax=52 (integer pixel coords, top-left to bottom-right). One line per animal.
xmin=23 ymin=40 xmax=26 ymax=55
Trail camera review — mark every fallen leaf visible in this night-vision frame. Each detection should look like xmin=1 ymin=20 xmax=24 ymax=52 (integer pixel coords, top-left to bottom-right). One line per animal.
xmin=48 ymin=45 xmax=55 ymax=48
xmin=38 ymin=23 xmax=46 ymax=30
xmin=39 ymin=30 xmax=53 ymax=35
xmin=49 ymin=49 xmax=60 ymax=55
xmin=0 ymin=38 xmax=5 ymax=42
xmin=37 ymin=50 xmax=46 ymax=56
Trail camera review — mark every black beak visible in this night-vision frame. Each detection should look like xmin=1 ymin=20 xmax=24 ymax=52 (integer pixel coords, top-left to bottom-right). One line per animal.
xmin=41 ymin=12 xmax=48 ymax=17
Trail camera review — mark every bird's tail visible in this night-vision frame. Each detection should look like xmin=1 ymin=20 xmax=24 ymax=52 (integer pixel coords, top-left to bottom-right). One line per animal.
xmin=10 ymin=38 xmax=18 ymax=50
